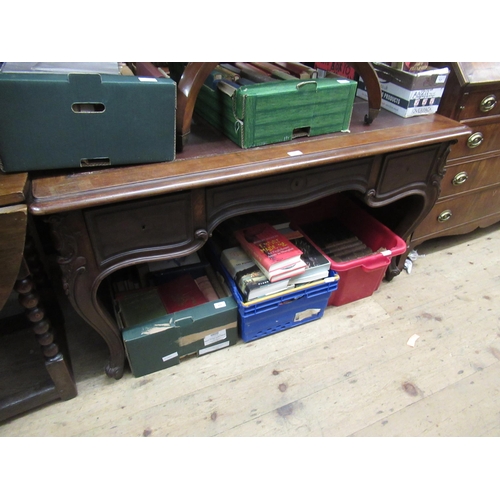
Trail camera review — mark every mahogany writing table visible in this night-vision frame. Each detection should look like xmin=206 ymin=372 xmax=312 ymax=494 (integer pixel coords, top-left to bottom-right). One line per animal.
xmin=28 ymin=101 xmax=470 ymax=379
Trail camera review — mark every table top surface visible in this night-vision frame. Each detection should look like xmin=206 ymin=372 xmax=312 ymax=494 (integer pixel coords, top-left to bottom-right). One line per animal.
xmin=0 ymin=171 xmax=28 ymax=208
xmin=28 ymin=101 xmax=471 ymax=215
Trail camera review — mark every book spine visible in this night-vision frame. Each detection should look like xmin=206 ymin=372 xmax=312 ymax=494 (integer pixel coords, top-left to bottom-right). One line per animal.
xmin=275 ymin=62 xmax=318 ymax=79
xmin=195 ymin=275 xmax=219 ymax=302
xmin=250 ymin=62 xmax=298 ymax=80
xmin=234 ymin=63 xmax=275 ymax=83
xmin=234 ymin=265 xmax=270 ymax=300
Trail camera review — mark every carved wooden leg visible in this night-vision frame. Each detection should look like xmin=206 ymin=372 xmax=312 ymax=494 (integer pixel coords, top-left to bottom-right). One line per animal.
xmin=381 ymin=145 xmax=450 ymax=280
xmin=48 ymin=212 xmax=125 ymax=379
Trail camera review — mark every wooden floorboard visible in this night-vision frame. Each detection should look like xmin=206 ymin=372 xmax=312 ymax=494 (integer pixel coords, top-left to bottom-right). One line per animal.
xmin=1 ymin=222 xmax=499 ymax=437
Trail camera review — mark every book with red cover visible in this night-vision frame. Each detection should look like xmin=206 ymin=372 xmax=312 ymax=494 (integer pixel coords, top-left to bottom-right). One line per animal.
xmin=157 ymin=273 xmax=209 ymax=313
xmin=253 ymin=257 xmax=306 ymax=282
xmin=234 ymin=222 xmax=303 ymax=272
xmin=115 ymin=272 xmax=215 ymax=328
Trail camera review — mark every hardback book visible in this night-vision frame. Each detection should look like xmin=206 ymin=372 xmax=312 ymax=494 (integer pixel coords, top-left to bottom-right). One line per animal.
xmin=234 ymin=265 xmax=292 ymax=302
xmin=234 ymin=222 xmax=303 ymax=273
xmin=252 ymin=256 xmax=306 ymax=282
xmin=194 ymin=275 xmax=219 ymax=302
xmin=273 ymin=223 xmax=330 ymax=285
xmin=115 ymin=287 xmax=168 ymax=329
xmin=275 ymin=62 xmax=318 ymax=79
xmin=157 ymin=273 xmax=209 ymax=313
xmin=221 ymin=246 xmax=256 ymax=278
xmin=115 ymin=272 xmax=211 ymax=328
xmin=287 ymin=234 xmax=331 ymax=285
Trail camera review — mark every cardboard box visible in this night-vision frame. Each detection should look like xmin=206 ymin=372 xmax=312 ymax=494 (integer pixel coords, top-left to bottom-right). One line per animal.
xmin=120 ymin=289 xmax=238 ymax=378
xmin=0 ymin=72 xmax=176 ymax=173
xmin=195 ymin=74 xmax=357 ymax=148
xmin=356 ymin=62 xmax=450 ymax=118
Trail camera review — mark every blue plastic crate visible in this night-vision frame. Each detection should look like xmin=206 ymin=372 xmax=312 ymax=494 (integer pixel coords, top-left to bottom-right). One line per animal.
xmin=216 ymin=253 xmax=339 ymax=342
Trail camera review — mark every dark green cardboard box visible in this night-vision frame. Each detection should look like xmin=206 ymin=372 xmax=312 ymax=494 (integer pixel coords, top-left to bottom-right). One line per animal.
xmin=195 ymin=76 xmax=357 ymax=148
xmin=0 ymin=72 xmax=176 ymax=173
xmin=121 ymin=294 xmax=238 ymax=378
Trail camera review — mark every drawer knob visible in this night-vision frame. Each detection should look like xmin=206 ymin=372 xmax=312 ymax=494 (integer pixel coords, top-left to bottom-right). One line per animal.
xmin=452 ymin=171 xmax=468 ymax=186
xmin=438 ymin=209 xmax=453 ymax=223
xmin=467 ymin=132 xmax=484 ymax=149
xmin=194 ymin=229 xmax=208 ymax=241
xmin=480 ymin=94 xmax=497 ymax=113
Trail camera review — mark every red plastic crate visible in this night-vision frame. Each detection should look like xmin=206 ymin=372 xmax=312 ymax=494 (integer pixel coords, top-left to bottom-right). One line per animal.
xmin=287 ymin=194 xmax=407 ymax=306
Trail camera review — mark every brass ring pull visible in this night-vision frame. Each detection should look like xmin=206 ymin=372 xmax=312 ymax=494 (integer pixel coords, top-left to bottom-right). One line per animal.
xmin=438 ymin=210 xmax=453 ymax=223
xmin=452 ymin=171 xmax=468 ymax=186
xmin=467 ymin=132 xmax=484 ymax=149
xmin=480 ymin=95 xmax=497 ymax=113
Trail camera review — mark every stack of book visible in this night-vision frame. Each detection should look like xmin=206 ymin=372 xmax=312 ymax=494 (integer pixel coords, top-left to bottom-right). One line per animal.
xmin=220 ymin=221 xmax=331 ymax=302
xmin=299 ymin=218 xmax=374 ymax=262
xmin=204 ymin=63 xmax=320 ymax=95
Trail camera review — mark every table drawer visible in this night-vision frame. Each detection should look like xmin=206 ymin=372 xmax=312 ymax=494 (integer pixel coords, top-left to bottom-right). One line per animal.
xmin=206 ymin=157 xmax=373 ymax=230
xmin=458 ymin=90 xmax=500 ymax=121
xmin=85 ymin=192 xmax=203 ymax=267
xmin=448 ymin=121 xmax=500 ymax=159
xmin=440 ymin=155 xmax=500 ymax=198
xmin=413 ymin=185 xmax=500 ymax=239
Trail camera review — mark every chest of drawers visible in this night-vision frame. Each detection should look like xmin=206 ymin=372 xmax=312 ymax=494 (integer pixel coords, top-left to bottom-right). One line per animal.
xmin=411 ymin=62 xmax=500 ymax=245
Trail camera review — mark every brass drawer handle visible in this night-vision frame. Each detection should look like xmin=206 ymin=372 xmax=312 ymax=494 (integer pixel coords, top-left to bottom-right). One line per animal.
xmin=452 ymin=171 xmax=469 ymax=185
xmin=438 ymin=210 xmax=453 ymax=223
xmin=467 ymin=132 xmax=484 ymax=149
xmin=480 ymin=94 xmax=497 ymax=113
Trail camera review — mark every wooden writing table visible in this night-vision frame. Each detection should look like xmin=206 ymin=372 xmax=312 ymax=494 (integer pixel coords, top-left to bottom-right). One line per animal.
xmin=28 ymin=101 xmax=470 ymax=379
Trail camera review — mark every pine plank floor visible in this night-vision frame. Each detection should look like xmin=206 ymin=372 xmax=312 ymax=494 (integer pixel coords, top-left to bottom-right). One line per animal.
xmin=1 ymin=222 xmax=500 ymax=437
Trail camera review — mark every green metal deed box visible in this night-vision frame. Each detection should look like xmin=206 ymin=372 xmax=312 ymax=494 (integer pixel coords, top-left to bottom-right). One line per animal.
xmin=195 ymin=77 xmax=357 ymax=148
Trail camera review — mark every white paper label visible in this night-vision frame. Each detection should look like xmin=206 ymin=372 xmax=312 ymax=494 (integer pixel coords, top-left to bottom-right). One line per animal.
xmin=213 ymin=301 xmax=226 ymax=309
xmin=287 ymin=150 xmax=303 ymax=157
xmin=199 ymin=341 xmax=230 ymax=355
xmin=138 ymin=77 xmax=157 ymax=82
xmin=204 ymin=329 xmax=227 ymax=346
xmin=294 ymin=308 xmax=321 ymax=322
xmin=162 ymin=352 xmax=178 ymax=362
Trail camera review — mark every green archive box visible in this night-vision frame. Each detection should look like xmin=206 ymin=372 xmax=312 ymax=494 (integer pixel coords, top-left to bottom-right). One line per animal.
xmin=195 ymin=76 xmax=357 ymax=148
xmin=0 ymin=72 xmax=176 ymax=173
xmin=121 ymin=295 xmax=238 ymax=378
